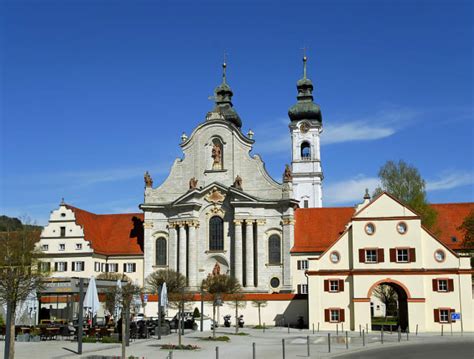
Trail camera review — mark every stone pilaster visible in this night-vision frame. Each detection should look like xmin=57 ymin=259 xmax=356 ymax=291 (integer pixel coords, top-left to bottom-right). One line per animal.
xmin=282 ymin=217 xmax=295 ymax=289
xmin=233 ymin=219 xmax=243 ymax=286
xmin=255 ymin=219 xmax=266 ymax=289
xmin=168 ymin=224 xmax=178 ymax=271
xmin=178 ymin=223 xmax=187 ymax=279
xmin=187 ymin=221 xmax=199 ymax=288
xmin=245 ymin=219 xmax=255 ymax=288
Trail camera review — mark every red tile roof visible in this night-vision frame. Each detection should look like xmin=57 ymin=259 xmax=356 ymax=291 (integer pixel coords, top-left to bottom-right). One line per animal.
xmin=293 ymin=202 xmax=473 ymax=253
xmin=65 ymin=205 xmax=144 ymax=256
xmin=292 ymin=207 xmax=355 ymax=253
xmin=431 ymin=203 xmax=474 ymax=250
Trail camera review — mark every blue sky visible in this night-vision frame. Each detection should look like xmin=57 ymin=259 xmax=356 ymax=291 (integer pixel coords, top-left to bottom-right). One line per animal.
xmin=1 ymin=0 xmax=473 ymax=225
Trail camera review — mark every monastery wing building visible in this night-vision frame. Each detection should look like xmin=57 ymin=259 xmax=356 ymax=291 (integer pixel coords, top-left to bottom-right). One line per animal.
xmin=37 ymin=57 xmax=473 ymax=332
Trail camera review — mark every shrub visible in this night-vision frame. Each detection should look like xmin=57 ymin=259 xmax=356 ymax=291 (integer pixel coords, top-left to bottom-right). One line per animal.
xmin=200 ymin=335 xmax=230 ymax=342
xmin=101 ymin=336 xmax=119 ymax=343
xmin=161 ymin=344 xmax=200 ymax=350
xmin=82 ymin=336 xmax=97 ymax=343
xmin=193 ymin=307 xmax=201 ymax=318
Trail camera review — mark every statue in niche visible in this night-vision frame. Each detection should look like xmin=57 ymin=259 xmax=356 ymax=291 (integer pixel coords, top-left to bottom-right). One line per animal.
xmin=283 ymin=164 xmax=292 ymax=183
xmin=144 ymin=171 xmax=153 ymax=188
xmin=233 ymin=175 xmax=243 ymax=190
xmin=211 ymin=143 xmax=222 ymax=170
xmin=212 ymin=262 xmax=221 ymax=276
xmin=189 ymin=177 xmax=198 ymax=190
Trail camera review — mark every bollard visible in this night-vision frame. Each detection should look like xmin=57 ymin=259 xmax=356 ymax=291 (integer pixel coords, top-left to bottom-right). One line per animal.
xmin=307 ymin=335 xmax=310 ymax=357
xmin=450 ymin=323 xmax=453 ymax=336
xmin=345 ymin=331 xmax=348 ymax=349
xmin=441 ymin=324 xmax=444 ymax=336
xmin=381 ymin=327 xmax=384 ymax=344
xmin=169 ymin=351 xmax=173 ymax=359
xmin=312 ymin=323 xmax=315 ymax=334
xmin=342 ymin=322 xmax=344 ymax=332
xmin=406 ymin=329 xmax=409 ymax=341
xmin=288 ymin=323 xmax=290 ymax=334
xmin=216 ymin=346 xmax=219 ymax=359
xmin=390 ymin=324 xmax=392 ymax=334
xmin=253 ymin=342 xmax=256 ymax=359
xmin=366 ymin=323 xmax=368 ymax=333
xmin=398 ymin=326 xmax=401 ymax=342
xmin=328 ymin=333 xmax=331 ymax=353
xmin=317 ymin=322 xmax=320 ymax=332
xmin=336 ymin=323 xmax=339 ymax=336
xmin=263 ymin=323 xmax=266 ymax=333
xmin=416 ymin=324 xmax=418 ymax=336
xmin=282 ymin=338 xmax=286 ymax=359
xmin=362 ymin=330 xmax=365 ymax=347
xmin=359 ymin=324 xmax=362 ymax=337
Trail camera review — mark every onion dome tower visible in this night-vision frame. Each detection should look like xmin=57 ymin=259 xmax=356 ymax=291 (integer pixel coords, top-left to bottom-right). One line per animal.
xmin=288 ymin=54 xmax=323 ymax=208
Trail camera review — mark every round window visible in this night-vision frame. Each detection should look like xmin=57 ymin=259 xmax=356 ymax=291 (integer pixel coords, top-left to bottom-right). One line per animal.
xmin=270 ymin=277 xmax=280 ymax=288
xmin=397 ymin=222 xmax=407 ymax=234
xmin=434 ymin=250 xmax=445 ymax=262
xmin=365 ymin=223 xmax=375 ymax=235
xmin=330 ymin=251 xmax=340 ymax=263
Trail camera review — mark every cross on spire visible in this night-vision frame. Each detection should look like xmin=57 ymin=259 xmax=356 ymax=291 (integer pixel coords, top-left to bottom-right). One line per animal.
xmin=301 ymin=46 xmax=309 ymax=79
xmin=222 ymin=51 xmax=227 ymax=84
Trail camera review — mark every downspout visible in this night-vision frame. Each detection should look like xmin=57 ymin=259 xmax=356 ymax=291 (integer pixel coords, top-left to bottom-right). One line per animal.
xmin=457 ymin=256 xmax=464 ymax=334
xmin=305 ymin=270 xmax=309 ymax=327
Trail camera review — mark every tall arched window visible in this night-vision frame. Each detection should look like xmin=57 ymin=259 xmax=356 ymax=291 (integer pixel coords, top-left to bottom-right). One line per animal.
xmin=209 ymin=216 xmax=224 ymax=251
xmin=268 ymin=234 xmax=281 ymax=264
xmin=301 ymin=142 xmax=311 ymax=159
xmin=156 ymin=237 xmax=167 ymax=266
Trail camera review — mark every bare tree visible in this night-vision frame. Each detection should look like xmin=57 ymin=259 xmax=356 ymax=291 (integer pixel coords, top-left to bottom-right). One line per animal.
xmin=228 ymin=293 xmax=246 ymax=333
xmin=0 ymin=225 xmax=46 ymax=359
xmin=201 ymin=273 xmax=241 ymax=338
xmin=372 ymin=284 xmax=398 ymax=318
xmin=251 ymin=300 xmax=268 ymax=327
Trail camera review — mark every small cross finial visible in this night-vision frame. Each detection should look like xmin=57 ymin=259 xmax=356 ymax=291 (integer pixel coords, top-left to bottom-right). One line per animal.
xmin=60 ymin=197 xmax=65 ymax=205
xmin=301 ymin=46 xmax=308 ymax=79
xmin=222 ymin=51 xmax=227 ymax=84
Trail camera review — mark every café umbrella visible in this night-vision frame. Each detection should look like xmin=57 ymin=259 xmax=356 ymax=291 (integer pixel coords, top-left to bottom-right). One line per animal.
xmin=161 ymin=282 xmax=168 ymax=310
xmin=114 ymin=279 xmax=122 ymax=320
xmin=83 ymin=276 xmax=100 ymax=319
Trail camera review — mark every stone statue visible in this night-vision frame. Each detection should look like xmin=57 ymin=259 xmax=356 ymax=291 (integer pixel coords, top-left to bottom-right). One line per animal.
xmin=211 ymin=143 xmax=222 ymax=170
xmin=233 ymin=175 xmax=243 ymax=190
xmin=212 ymin=262 xmax=221 ymax=276
xmin=144 ymin=171 xmax=153 ymax=188
xmin=283 ymin=164 xmax=292 ymax=183
xmin=189 ymin=177 xmax=198 ymax=190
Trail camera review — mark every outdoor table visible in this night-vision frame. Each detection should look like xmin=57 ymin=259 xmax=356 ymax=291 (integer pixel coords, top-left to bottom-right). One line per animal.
xmin=20 ymin=327 xmax=31 ymax=334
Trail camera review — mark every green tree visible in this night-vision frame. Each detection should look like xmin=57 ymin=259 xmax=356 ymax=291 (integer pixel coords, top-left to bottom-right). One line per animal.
xmin=251 ymin=300 xmax=268 ymax=327
xmin=201 ymin=273 xmax=241 ymax=338
xmin=373 ymin=160 xmax=437 ymax=228
xmin=458 ymin=210 xmax=474 ymax=249
xmin=0 ymin=226 xmax=46 ymax=359
xmin=372 ymin=284 xmax=398 ymax=318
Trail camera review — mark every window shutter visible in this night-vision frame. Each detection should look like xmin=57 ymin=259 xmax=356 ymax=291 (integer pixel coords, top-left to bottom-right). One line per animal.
xmin=297 ymin=261 xmax=301 ymax=270
xmin=448 ymin=279 xmax=454 ymax=292
xmin=450 ymin=309 xmax=456 ymax=323
xmin=324 ymin=309 xmax=330 ymax=322
xmin=54 ymin=262 xmax=58 ymax=271
xmin=133 ymin=263 xmax=136 ymax=272
xmin=389 ymin=248 xmax=396 ymax=262
xmin=123 ymin=263 xmax=127 ymax=272
xmin=297 ymin=285 xmax=301 ymax=294
xmin=377 ymin=249 xmax=384 ymax=263
xmin=324 ymin=280 xmax=329 ymax=292
xmin=81 ymin=262 xmax=84 ymax=271
xmin=432 ymin=279 xmax=438 ymax=292
xmin=358 ymin=249 xmax=365 ymax=263
xmin=434 ymin=309 xmax=440 ymax=322
xmin=64 ymin=262 xmax=68 ymax=271
xmin=409 ymin=248 xmax=416 ymax=262
xmin=106 ymin=264 xmax=109 ymax=273
xmin=340 ymin=309 xmax=345 ymax=322
xmin=339 ymin=279 xmax=344 ymax=292
xmin=72 ymin=262 xmax=75 ymax=271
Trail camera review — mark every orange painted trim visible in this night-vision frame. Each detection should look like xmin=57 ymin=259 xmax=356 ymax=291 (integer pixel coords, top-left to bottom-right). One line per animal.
xmin=407 ymin=298 xmax=426 ymax=303
xmin=306 ymin=269 xmax=474 ymax=276
xmin=367 ymin=279 xmax=412 ymax=299
xmin=353 ymin=298 xmax=370 ymax=302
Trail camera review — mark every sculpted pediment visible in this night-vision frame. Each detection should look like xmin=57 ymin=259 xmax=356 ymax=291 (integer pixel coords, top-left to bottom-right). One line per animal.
xmin=205 ymin=187 xmax=226 ymax=204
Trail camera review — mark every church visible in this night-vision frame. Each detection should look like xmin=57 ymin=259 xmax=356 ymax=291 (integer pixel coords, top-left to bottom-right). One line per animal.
xmin=37 ymin=57 xmax=473 ymax=331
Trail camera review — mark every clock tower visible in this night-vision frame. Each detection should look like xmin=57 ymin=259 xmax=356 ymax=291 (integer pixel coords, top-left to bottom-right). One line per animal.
xmin=288 ymin=55 xmax=323 ymax=208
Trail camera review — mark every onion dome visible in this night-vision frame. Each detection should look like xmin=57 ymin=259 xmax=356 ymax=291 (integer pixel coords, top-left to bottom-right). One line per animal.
xmin=288 ymin=56 xmax=322 ymax=124
xmin=210 ymin=61 xmax=242 ymax=128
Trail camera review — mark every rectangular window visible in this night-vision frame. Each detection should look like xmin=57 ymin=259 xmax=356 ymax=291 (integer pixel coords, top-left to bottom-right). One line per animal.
xmin=124 ymin=263 xmax=136 ymax=273
xmin=437 ymin=280 xmax=448 ymax=292
xmin=55 ymin=262 xmax=67 ymax=272
xmin=330 ymin=309 xmax=340 ymax=323
xmin=58 ymin=243 xmax=65 ymax=251
xmin=40 ymin=262 xmax=51 ymax=272
xmin=60 ymin=226 xmax=66 ymax=237
xmin=72 ymin=261 xmax=84 ymax=272
xmin=304 ymin=200 xmax=309 ymax=208
xmin=439 ymin=309 xmax=449 ymax=323
xmin=75 ymin=243 xmax=82 ymax=250
xmin=108 ymin=263 xmax=118 ymax=272
xmin=101 ymin=263 xmax=107 ymax=272
xmin=297 ymin=260 xmax=308 ymax=270
xmin=297 ymin=284 xmax=308 ymax=294
xmin=396 ymin=249 xmax=409 ymax=263
xmin=41 ymin=244 xmax=49 ymax=251
xmin=365 ymin=249 xmax=377 ymax=263
xmin=329 ymin=280 xmax=339 ymax=292
xmin=94 ymin=262 xmax=101 ymax=272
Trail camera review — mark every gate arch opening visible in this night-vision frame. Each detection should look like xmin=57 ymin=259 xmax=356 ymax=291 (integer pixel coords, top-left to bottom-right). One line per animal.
xmin=368 ymin=279 xmax=409 ymax=331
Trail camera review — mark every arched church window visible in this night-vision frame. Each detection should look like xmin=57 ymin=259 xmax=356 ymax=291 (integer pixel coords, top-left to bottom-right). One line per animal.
xmin=155 ymin=237 xmax=167 ymax=266
xmin=211 ymin=138 xmax=223 ymax=170
xmin=301 ymin=142 xmax=311 ymax=159
xmin=268 ymin=234 xmax=281 ymax=264
xmin=209 ymin=216 xmax=224 ymax=251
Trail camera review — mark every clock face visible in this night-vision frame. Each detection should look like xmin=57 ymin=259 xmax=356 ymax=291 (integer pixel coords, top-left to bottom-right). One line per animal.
xmin=300 ymin=122 xmax=310 ymax=133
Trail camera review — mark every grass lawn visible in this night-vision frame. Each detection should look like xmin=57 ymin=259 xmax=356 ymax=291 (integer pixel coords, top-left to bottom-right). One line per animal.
xmin=371 ymin=316 xmax=398 ymax=325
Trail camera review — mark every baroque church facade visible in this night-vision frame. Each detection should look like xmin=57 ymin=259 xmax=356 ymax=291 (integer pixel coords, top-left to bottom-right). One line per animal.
xmin=140 ymin=57 xmax=321 ymax=293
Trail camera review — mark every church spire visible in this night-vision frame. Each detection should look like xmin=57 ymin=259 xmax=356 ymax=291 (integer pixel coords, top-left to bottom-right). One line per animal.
xmin=209 ymin=55 xmax=242 ymax=128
